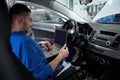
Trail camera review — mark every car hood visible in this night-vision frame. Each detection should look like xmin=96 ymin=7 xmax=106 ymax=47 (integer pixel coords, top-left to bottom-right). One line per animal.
xmin=93 ymin=0 xmax=120 ymax=22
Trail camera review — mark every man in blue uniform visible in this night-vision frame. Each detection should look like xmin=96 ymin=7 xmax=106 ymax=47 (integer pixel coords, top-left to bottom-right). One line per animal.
xmin=9 ymin=3 xmax=69 ymax=80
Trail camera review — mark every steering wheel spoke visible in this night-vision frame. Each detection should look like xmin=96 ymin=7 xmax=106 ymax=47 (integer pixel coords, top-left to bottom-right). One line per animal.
xmin=62 ymin=19 xmax=79 ymax=46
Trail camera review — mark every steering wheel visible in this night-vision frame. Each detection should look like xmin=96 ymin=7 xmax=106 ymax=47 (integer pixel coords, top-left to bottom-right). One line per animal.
xmin=62 ymin=20 xmax=88 ymax=67
xmin=62 ymin=19 xmax=79 ymax=46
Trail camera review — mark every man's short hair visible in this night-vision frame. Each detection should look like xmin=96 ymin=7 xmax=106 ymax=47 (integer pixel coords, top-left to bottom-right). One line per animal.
xmin=9 ymin=3 xmax=31 ymax=20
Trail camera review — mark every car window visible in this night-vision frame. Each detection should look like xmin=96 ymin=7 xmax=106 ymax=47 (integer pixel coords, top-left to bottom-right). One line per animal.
xmin=46 ymin=12 xmax=63 ymax=23
xmin=32 ymin=10 xmax=63 ymax=23
xmin=32 ymin=12 xmax=47 ymax=22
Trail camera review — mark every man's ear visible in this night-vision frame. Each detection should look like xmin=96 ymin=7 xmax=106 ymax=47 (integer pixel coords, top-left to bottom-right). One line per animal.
xmin=17 ymin=16 xmax=24 ymax=24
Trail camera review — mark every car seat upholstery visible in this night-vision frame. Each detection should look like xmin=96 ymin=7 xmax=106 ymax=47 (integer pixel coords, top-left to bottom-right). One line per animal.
xmin=0 ymin=0 xmax=35 ymax=80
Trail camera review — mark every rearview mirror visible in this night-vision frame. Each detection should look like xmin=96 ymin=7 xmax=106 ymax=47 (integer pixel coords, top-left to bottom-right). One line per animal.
xmin=79 ymin=0 xmax=92 ymax=5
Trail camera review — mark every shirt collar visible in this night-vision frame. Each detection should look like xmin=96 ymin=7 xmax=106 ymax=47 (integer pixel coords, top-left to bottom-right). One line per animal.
xmin=11 ymin=31 xmax=25 ymax=35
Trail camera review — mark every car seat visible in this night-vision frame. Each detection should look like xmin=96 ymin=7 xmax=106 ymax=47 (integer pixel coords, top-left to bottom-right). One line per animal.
xmin=0 ymin=0 xmax=35 ymax=80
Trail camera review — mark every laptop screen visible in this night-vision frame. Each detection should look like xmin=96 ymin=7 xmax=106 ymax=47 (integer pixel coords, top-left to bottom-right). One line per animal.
xmin=54 ymin=28 xmax=68 ymax=46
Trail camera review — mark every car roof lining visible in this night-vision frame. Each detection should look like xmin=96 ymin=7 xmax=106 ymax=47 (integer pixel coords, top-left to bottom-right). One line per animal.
xmin=21 ymin=0 xmax=52 ymax=7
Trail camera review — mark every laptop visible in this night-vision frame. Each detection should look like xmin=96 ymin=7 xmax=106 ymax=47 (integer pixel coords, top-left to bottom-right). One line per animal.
xmin=43 ymin=28 xmax=68 ymax=58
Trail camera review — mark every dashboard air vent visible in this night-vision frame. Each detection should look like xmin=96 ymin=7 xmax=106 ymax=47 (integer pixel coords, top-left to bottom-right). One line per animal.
xmin=89 ymin=31 xmax=96 ymax=41
xmin=100 ymin=30 xmax=117 ymax=36
xmin=111 ymin=36 xmax=120 ymax=48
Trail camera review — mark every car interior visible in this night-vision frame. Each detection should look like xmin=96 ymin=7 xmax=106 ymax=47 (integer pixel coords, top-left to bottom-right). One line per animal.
xmin=1 ymin=0 xmax=120 ymax=80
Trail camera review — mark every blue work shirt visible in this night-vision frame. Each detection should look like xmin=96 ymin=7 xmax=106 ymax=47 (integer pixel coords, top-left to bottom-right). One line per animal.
xmin=10 ymin=31 xmax=57 ymax=80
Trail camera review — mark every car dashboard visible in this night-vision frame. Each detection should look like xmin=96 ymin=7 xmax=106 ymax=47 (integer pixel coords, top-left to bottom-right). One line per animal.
xmin=88 ymin=23 xmax=120 ymax=60
xmin=74 ymin=23 xmax=120 ymax=80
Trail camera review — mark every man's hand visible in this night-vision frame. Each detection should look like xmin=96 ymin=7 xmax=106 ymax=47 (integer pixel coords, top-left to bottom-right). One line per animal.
xmin=49 ymin=43 xmax=69 ymax=70
xmin=58 ymin=43 xmax=69 ymax=59
xmin=38 ymin=41 xmax=52 ymax=50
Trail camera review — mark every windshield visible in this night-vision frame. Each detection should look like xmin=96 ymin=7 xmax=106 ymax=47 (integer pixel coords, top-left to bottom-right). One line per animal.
xmin=56 ymin=0 xmax=120 ymax=24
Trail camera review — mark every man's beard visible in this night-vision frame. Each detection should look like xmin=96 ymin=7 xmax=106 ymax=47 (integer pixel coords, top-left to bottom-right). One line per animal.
xmin=23 ymin=23 xmax=31 ymax=34
xmin=24 ymin=27 xmax=32 ymax=37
